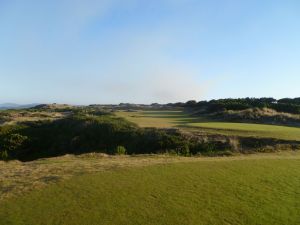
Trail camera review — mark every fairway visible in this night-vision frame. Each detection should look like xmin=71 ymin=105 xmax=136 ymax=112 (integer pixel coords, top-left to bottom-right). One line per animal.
xmin=188 ymin=122 xmax=300 ymax=141
xmin=1 ymin=154 xmax=300 ymax=225
xmin=115 ymin=110 xmax=193 ymax=128
xmin=116 ymin=110 xmax=300 ymax=141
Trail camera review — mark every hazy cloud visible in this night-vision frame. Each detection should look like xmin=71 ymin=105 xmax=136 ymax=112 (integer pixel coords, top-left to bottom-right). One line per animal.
xmin=100 ymin=63 xmax=212 ymax=103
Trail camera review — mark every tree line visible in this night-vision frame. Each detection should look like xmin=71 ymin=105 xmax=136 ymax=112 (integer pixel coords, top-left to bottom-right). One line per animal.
xmin=168 ymin=98 xmax=300 ymax=114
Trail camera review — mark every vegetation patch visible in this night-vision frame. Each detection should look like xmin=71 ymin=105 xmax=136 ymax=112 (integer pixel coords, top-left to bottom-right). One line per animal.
xmin=208 ymin=107 xmax=300 ymax=126
xmin=1 ymin=104 xmax=300 ymax=161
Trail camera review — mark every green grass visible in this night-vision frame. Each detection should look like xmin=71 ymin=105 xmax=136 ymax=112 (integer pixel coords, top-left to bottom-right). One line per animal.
xmin=115 ymin=110 xmax=192 ymax=128
xmin=1 ymin=155 xmax=300 ymax=225
xmin=188 ymin=122 xmax=300 ymax=141
xmin=116 ymin=110 xmax=300 ymax=141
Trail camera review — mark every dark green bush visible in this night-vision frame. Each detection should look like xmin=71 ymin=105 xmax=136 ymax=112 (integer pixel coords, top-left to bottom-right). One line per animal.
xmin=176 ymin=143 xmax=190 ymax=156
xmin=0 ymin=113 xmax=193 ymax=160
xmin=0 ymin=133 xmax=28 ymax=160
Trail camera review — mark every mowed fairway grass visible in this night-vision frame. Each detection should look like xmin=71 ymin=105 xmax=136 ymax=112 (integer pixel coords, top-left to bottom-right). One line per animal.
xmin=116 ymin=110 xmax=300 ymax=141
xmin=188 ymin=122 xmax=300 ymax=141
xmin=115 ymin=110 xmax=192 ymax=128
xmin=1 ymin=154 xmax=300 ymax=225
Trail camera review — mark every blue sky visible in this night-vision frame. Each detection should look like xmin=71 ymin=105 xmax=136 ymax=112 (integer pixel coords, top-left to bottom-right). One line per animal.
xmin=0 ymin=0 xmax=299 ymax=104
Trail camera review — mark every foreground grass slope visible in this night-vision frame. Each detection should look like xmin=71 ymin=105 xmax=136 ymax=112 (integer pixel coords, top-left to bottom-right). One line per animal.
xmin=1 ymin=154 xmax=300 ymax=225
xmin=117 ymin=110 xmax=300 ymax=141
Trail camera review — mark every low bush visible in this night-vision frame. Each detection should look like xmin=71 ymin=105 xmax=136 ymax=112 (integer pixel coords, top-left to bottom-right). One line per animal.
xmin=0 ymin=133 xmax=28 ymax=160
xmin=0 ymin=113 xmax=192 ymax=160
xmin=114 ymin=146 xmax=127 ymax=155
xmin=176 ymin=143 xmax=190 ymax=156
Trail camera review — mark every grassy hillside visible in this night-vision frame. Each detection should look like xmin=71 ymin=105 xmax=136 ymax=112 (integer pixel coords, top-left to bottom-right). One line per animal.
xmin=1 ymin=153 xmax=300 ymax=225
xmin=116 ymin=110 xmax=300 ymax=141
xmin=207 ymin=107 xmax=300 ymax=126
xmin=2 ymin=108 xmax=300 ymax=161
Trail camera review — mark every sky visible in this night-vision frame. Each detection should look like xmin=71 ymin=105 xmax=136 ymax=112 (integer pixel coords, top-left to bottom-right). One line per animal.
xmin=0 ymin=0 xmax=299 ymax=104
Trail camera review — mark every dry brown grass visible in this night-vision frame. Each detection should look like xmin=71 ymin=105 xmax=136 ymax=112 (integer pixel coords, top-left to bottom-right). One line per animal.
xmin=0 ymin=111 xmax=67 ymax=126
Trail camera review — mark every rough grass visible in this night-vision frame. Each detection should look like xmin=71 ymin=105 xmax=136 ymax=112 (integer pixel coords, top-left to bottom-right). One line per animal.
xmin=1 ymin=153 xmax=300 ymax=225
xmin=116 ymin=110 xmax=300 ymax=141
xmin=0 ymin=111 xmax=66 ymax=126
xmin=224 ymin=107 xmax=300 ymax=121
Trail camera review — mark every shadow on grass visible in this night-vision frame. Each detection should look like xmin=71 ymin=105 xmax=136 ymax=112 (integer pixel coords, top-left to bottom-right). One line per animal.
xmin=141 ymin=111 xmax=212 ymax=126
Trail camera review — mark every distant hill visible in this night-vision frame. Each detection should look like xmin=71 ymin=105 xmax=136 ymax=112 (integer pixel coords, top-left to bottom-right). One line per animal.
xmin=0 ymin=103 xmax=39 ymax=110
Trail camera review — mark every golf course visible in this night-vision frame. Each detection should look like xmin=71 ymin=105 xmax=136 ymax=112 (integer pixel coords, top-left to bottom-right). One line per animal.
xmin=116 ymin=110 xmax=300 ymax=141
xmin=2 ymin=0 xmax=300 ymax=224
xmin=1 ymin=107 xmax=300 ymax=225
xmin=1 ymin=153 xmax=300 ymax=225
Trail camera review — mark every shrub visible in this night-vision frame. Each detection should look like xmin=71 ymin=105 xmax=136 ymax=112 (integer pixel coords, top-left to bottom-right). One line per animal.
xmin=167 ymin=149 xmax=178 ymax=155
xmin=114 ymin=146 xmax=127 ymax=155
xmin=176 ymin=143 xmax=190 ymax=156
xmin=0 ymin=133 xmax=28 ymax=160
xmin=0 ymin=149 xmax=8 ymax=160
